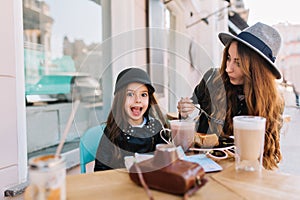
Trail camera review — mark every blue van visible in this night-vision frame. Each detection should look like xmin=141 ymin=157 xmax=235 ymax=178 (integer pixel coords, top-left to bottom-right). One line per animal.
xmin=26 ymin=74 xmax=102 ymax=104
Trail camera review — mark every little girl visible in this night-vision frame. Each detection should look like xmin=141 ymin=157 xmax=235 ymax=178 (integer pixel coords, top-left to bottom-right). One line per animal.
xmin=94 ymin=67 xmax=168 ymax=171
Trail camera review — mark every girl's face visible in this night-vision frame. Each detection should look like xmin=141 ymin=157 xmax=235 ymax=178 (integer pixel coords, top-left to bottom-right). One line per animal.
xmin=225 ymin=41 xmax=245 ymax=85
xmin=124 ymin=82 xmax=149 ymax=126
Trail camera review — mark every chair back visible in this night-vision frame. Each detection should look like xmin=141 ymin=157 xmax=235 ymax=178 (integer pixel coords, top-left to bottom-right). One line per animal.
xmin=79 ymin=123 xmax=106 ymax=173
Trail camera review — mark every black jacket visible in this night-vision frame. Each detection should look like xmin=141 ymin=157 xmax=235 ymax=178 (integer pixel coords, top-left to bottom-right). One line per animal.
xmin=94 ymin=118 xmax=166 ymax=171
xmin=191 ymin=68 xmax=248 ymax=135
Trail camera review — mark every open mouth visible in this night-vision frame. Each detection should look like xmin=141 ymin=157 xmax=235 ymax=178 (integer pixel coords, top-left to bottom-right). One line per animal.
xmin=131 ymin=106 xmax=143 ymax=116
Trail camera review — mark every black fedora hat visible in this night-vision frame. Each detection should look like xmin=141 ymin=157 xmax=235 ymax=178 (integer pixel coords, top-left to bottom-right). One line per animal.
xmin=218 ymin=22 xmax=282 ymax=79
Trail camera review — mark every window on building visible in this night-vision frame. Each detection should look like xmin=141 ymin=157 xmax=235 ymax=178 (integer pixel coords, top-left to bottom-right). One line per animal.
xmin=23 ymin=0 xmax=104 ymax=158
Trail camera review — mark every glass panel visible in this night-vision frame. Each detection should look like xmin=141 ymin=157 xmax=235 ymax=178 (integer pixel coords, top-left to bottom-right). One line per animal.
xmin=23 ymin=0 xmax=104 ymax=156
xmin=23 ymin=0 xmax=102 ymax=104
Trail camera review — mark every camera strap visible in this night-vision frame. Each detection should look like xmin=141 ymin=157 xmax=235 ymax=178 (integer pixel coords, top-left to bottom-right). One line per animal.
xmin=133 ymin=162 xmax=154 ymax=200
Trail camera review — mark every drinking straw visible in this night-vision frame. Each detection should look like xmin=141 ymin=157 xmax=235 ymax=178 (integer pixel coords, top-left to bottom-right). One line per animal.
xmin=55 ymin=99 xmax=80 ymax=158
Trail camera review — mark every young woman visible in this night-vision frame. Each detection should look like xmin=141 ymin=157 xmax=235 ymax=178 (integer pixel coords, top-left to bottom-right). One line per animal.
xmin=94 ymin=67 xmax=168 ymax=171
xmin=178 ymin=22 xmax=284 ymax=170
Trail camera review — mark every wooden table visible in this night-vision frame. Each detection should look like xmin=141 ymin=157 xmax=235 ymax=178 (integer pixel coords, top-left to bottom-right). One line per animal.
xmin=66 ymin=166 xmax=240 ymax=200
xmin=66 ymin=159 xmax=300 ymax=199
xmin=211 ymin=165 xmax=300 ymax=199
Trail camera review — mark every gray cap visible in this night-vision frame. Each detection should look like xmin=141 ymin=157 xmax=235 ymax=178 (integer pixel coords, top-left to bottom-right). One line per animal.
xmin=114 ymin=67 xmax=155 ymax=95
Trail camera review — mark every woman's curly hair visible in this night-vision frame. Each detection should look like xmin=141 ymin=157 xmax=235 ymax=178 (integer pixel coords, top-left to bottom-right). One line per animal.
xmin=212 ymin=40 xmax=284 ymax=170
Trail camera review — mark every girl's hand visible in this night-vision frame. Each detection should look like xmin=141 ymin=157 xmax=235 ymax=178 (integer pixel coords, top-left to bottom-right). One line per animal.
xmin=177 ymin=97 xmax=195 ymax=119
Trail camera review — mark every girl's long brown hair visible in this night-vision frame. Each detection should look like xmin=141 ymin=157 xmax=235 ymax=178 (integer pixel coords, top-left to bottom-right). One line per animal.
xmin=212 ymin=40 xmax=284 ymax=170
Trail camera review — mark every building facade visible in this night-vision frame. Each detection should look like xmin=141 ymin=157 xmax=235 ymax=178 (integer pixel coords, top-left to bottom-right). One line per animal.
xmin=275 ymin=23 xmax=300 ymax=96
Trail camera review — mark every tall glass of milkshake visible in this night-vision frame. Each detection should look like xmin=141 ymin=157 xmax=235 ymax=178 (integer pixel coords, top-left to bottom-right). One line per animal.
xmin=233 ymin=116 xmax=266 ymax=172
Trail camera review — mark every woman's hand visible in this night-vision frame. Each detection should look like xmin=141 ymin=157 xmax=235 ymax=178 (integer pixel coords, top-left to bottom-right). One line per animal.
xmin=177 ymin=97 xmax=195 ymax=119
